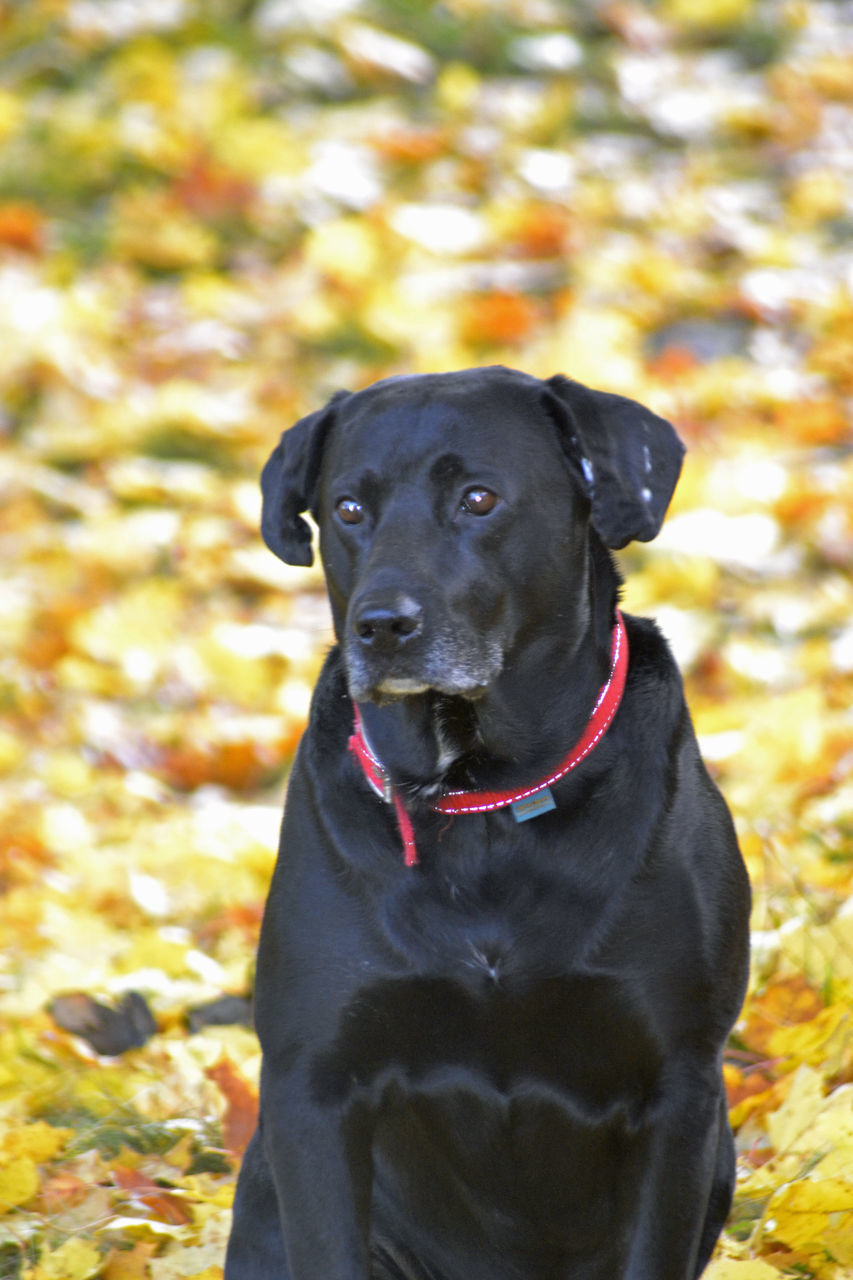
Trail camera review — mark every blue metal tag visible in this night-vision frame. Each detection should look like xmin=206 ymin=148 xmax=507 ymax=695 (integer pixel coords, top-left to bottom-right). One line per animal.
xmin=511 ymin=787 xmax=556 ymax=823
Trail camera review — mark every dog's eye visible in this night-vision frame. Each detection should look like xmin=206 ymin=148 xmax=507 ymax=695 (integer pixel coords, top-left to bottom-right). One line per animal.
xmin=336 ymin=498 xmax=365 ymax=525
xmin=460 ymin=487 xmax=498 ymax=516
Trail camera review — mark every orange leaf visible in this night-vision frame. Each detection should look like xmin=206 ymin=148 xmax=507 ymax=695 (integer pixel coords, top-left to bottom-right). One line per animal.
xmin=112 ymin=1166 xmax=193 ymax=1226
xmin=173 ymin=153 xmax=254 ymax=219
xmin=0 ymin=824 xmax=56 ymax=891
xmin=197 ymin=902 xmax=264 ymax=949
xmin=647 ymin=346 xmax=700 ymax=380
xmin=206 ymin=1058 xmax=258 ymax=1160
xmin=0 ymin=201 xmax=44 ymax=253
xmin=158 ymin=731 xmax=297 ymax=792
xmin=772 ymin=398 xmax=849 ymax=445
xmin=370 ymin=128 xmax=447 ymax=163
xmin=724 ymin=1061 xmax=776 ymax=1110
xmin=741 ymin=974 xmax=824 ymax=1056
xmin=510 ymin=206 xmax=571 ymax=258
xmin=460 ymin=292 xmax=539 ymax=347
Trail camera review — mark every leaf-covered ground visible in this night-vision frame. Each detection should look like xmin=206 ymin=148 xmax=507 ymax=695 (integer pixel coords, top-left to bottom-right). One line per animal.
xmin=0 ymin=1 xmax=852 ymax=1276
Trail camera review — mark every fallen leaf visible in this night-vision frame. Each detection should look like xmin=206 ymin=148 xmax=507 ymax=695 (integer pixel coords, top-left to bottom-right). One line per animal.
xmin=704 ymin=1260 xmax=782 ymax=1279
xmin=102 ymin=1241 xmax=158 ymax=1279
xmin=0 ymin=1155 xmax=39 ymax=1209
xmin=206 ymin=1058 xmax=258 ymax=1160
xmin=2 ymin=1120 xmax=72 ymax=1163
xmin=113 ymin=1165 xmax=193 ymax=1226
xmin=24 ymin=1237 xmax=101 ymax=1279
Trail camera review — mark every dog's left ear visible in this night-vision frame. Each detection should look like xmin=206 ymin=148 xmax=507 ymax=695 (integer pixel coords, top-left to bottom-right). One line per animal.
xmin=544 ymin=375 xmax=685 ymax=549
xmin=260 ymin=390 xmax=349 ymax=565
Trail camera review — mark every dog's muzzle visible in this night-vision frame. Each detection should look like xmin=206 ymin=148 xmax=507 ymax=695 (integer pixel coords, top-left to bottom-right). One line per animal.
xmin=344 ymin=590 xmax=504 ymax=702
xmin=347 ymin=593 xmax=430 ymax=697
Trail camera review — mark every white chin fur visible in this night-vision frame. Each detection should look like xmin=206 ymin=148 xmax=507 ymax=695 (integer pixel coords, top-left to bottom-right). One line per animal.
xmin=376 ymin=678 xmax=431 ymax=696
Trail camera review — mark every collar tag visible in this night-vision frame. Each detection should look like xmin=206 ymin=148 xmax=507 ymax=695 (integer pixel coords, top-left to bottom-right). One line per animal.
xmin=511 ymin=787 xmax=556 ymax=823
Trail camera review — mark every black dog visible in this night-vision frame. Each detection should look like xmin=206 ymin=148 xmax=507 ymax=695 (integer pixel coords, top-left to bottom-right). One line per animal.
xmin=226 ymin=367 xmax=750 ymax=1280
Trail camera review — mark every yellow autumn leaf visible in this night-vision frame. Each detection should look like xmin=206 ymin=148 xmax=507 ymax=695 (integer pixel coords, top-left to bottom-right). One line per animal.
xmin=0 ymin=88 xmax=22 ymax=142
xmin=740 ymin=686 xmax=832 ymax=779
xmin=103 ymin=1216 xmax=188 ymax=1240
xmin=102 ymin=1241 xmax=157 ymax=1279
xmin=823 ymin=912 xmax=853 ymax=986
xmin=70 ymin=1064 xmax=153 ymax=1118
xmin=148 ymin=1203 xmax=231 ymax=1277
xmin=435 ymin=62 xmax=480 ymax=112
xmin=70 ymin=579 xmax=185 ymax=672
xmin=704 ymin=1260 xmax=782 ymax=1279
xmin=40 ymin=749 xmax=96 ymax=799
xmin=305 ymin=219 xmax=382 ymax=288
xmin=788 ymin=170 xmax=847 ymax=224
xmin=25 ymin=1237 xmax=101 ymax=1280
xmin=779 ymin=913 xmax=853 ymax=990
xmin=181 ymin=1179 xmax=236 ymax=1211
xmin=111 ymin=190 xmax=218 ymax=270
xmin=547 ymin=308 xmax=644 ymax=389
xmin=118 ymin=928 xmax=189 ymax=978
xmin=2 ymin=1121 xmax=72 ymax=1163
xmin=794 ymin=1087 xmax=853 ymax=1182
xmin=214 ymin=118 xmax=302 ymax=180
xmin=150 ymin=1253 xmax=224 ymax=1279
xmin=194 ymin=629 xmax=281 ymax=706
xmin=661 ymin=0 xmax=755 ymax=27
xmin=109 ymin=42 xmax=179 ymax=110
xmin=738 ymin=1079 xmax=853 ymax=1212
xmin=0 ymin=726 xmax=25 ymax=774
xmin=769 ymin=1002 xmax=851 ymax=1070
xmin=766 ymin=1064 xmax=825 ymax=1156
xmin=0 ymin=1156 xmax=39 ymax=1209
xmin=766 ymin=1177 xmax=853 ymax=1265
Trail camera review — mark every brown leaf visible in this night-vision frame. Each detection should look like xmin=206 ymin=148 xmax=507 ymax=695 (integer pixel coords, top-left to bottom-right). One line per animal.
xmin=38 ymin=1170 xmax=90 ymax=1215
xmin=112 ymin=1165 xmax=193 ymax=1226
xmin=206 ymin=1058 xmax=258 ymax=1160
xmin=101 ymin=1242 xmax=158 ymax=1280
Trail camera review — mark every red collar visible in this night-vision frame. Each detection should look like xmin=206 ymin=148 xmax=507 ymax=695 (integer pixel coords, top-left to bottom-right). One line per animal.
xmin=348 ymin=611 xmax=628 ymax=867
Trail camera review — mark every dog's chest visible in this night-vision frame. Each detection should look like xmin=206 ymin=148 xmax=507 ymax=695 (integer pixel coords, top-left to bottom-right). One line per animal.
xmin=313 ymin=864 xmax=663 ymax=1125
xmin=316 ymin=968 xmax=660 ymax=1106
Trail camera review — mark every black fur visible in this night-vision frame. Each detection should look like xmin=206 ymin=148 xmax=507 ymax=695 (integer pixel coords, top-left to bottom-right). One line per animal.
xmin=226 ymin=366 xmax=750 ymax=1280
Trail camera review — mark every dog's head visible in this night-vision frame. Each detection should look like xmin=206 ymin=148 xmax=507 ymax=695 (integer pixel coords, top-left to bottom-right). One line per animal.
xmin=261 ymin=367 xmax=683 ymax=704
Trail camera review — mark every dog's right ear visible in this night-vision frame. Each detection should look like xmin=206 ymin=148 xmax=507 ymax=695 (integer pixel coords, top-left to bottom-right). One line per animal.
xmin=260 ymin=391 xmax=349 ymax=566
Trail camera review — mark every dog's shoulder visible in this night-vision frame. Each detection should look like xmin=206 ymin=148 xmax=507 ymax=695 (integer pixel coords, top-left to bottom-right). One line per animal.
xmin=623 ymin=611 xmax=680 ymax=682
xmin=299 ymin=644 xmax=354 ymax=761
xmin=620 ymin=611 xmax=687 ymax=734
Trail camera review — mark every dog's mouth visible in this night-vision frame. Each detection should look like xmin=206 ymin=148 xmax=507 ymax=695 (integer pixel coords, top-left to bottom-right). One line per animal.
xmin=352 ymin=676 xmax=493 ymax=707
xmin=374 ymin=677 xmax=431 ymax=698
xmin=342 ymin=589 xmax=508 ymax=707
xmin=345 ymin=645 xmax=503 ymax=706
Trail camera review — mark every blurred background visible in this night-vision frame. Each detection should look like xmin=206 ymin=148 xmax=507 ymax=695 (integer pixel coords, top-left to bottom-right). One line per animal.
xmin=0 ymin=1 xmax=852 ymax=1276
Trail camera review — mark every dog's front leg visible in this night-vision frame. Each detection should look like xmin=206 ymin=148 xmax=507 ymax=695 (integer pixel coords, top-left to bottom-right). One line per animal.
xmin=624 ymin=1083 xmax=732 ymax=1280
xmin=226 ymin=1071 xmax=373 ymax=1280
xmin=226 ymin=1122 xmax=287 ymax=1278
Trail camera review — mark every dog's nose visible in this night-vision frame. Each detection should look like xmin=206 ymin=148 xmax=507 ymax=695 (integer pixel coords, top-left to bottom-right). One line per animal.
xmin=353 ymin=599 xmax=423 ymax=650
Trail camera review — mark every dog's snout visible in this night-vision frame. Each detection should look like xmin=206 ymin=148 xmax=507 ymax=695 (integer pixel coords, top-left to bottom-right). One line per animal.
xmin=353 ymin=598 xmax=423 ymax=650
